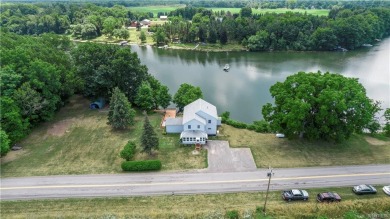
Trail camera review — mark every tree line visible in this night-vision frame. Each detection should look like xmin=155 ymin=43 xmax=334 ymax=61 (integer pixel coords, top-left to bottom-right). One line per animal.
xmin=0 ymin=32 xmax=174 ymax=156
xmin=156 ymin=6 xmax=390 ymax=51
xmin=1 ymin=3 xmax=390 ymax=51
xmin=5 ymin=0 xmax=389 ymax=10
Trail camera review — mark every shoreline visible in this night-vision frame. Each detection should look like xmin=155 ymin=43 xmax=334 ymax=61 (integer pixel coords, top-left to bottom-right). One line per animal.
xmin=71 ymin=39 xmax=248 ymax=52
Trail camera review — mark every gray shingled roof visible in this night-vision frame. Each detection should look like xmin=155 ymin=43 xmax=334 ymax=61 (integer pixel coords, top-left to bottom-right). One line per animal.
xmin=165 ymin=117 xmax=183 ymax=126
xmin=182 ymin=99 xmax=218 ymax=124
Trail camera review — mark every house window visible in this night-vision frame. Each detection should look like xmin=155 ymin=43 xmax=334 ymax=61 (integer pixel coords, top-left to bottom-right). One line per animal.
xmin=188 ymin=125 xmax=191 ymax=129
xmin=197 ymin=125 xmax=200 ymax=129
xmin=208 ymin=128 xmax=211 ymax=130
xmin=208 ymin=120 xmax=211 ymax=123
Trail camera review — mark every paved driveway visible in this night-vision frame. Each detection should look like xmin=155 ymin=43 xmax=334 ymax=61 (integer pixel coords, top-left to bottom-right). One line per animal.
xmin=203 ymin=140 xmax=257 ymax=172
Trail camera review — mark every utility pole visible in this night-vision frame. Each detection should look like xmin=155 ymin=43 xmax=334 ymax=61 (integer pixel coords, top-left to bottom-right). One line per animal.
xmin=263 ymin=166 xmax=273 ymax=216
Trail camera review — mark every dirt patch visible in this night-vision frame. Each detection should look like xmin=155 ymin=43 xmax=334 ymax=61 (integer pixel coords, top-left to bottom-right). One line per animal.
xmin=364 ymin=136 xmax=388 ymax=146
xmin=1 ymin=150 xmax=27 ymax=164
xmin=46 ymin=119 xmax=75 ymax=137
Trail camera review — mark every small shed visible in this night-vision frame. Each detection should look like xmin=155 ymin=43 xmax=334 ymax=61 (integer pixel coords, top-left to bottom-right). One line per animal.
xmin=90 ymin=98 xmax=105 ymax=109
xmin=160 ymin=16 xmax=168 ymax=20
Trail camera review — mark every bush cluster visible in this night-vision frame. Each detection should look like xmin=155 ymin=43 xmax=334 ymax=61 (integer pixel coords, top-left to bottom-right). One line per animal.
xmin=120 ymin=141 xmax=136 ymax=161
xmin=221 ymin=111 xmax=271 ymax=133
xmin=225 ymin=210 xmax=239 ymax=219
xmin=121 ymin=160 xmax=162 ymax=171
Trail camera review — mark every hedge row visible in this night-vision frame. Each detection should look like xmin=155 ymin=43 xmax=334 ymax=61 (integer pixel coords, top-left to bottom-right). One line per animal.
xmin=221 ymin=111 xmax=271 ymax=133
xmin=121 ymin=160 xmax=162 ymax=171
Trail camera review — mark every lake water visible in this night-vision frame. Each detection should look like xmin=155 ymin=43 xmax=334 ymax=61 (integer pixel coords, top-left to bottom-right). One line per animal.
xmin=130 ymin=38 xmax=390 ymax=123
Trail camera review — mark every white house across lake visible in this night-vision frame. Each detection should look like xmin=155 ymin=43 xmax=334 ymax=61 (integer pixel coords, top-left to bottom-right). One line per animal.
xmin=165 ymin=99 xmax=221 ymax=145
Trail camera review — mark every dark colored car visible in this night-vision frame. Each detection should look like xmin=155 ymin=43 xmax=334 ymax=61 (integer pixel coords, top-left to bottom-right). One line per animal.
xmin=317 ymin=192 xmax=342 ymax=202
xmin=282 ymin=189 xmax=309 ymax=201
xmin=352 ymin=184 xmax=377 ymax=195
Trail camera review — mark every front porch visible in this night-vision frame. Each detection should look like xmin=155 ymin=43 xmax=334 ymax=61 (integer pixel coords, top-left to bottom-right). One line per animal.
xmin=180 ymin=130 xmax=208 ymax=145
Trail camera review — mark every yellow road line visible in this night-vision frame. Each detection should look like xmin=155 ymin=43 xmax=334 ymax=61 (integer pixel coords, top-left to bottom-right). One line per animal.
xmin=1 ymin=172 xmax=389 ymax=190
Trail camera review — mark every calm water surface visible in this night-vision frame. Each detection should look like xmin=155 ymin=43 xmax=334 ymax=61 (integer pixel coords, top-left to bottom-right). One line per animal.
xmin=131 ymin=38 xmax=390 ymax=123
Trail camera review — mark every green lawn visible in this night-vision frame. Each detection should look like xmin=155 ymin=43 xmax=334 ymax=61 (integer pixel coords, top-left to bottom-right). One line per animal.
xmin=218 ymin=125 xmax=390 ymax=168
xmin=127 ymin=5 xmax=329 ymax=17
xmin=1 ymin=186 xmax=389 ymax=218
xmin=87 ymin=28 xmax=155 ymax=45
xmin=128 ymin=5 xmax=185 ymax=18
xmin=0 ymin=95 xmax=206 ymax=177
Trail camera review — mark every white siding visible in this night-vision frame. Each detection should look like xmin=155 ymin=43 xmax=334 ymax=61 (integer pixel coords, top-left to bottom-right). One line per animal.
xmin=181 ymin=138 xmax=207 ymax=145
xmin=183 ymin=119 xmax=205 ymax=132
xmin=166 ymin=125 xmax=183 ymax=133
xmin=196 ymin=111 xmax=217 ymax=135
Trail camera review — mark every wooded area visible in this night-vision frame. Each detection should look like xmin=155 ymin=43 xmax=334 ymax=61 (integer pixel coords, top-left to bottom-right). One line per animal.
xmin=0 ymin=32 xmax=170 ymax=155
xmin=1 ymin=2 xmax=390 ymax=50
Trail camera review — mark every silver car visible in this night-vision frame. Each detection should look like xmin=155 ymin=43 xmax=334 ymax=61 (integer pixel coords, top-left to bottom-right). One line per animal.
xmin=383 ymin=185 xmax=390 ymax=196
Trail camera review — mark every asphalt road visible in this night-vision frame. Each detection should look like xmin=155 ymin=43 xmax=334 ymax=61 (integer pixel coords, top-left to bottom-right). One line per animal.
xmin=1 ymin=165 xmax=389 ymax=200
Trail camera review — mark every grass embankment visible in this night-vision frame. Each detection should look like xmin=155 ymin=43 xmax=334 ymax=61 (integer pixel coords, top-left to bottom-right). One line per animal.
xmin=218 ymin=125 xmax=390 ymax=168
xmin=0 ymin=95 xmax=206 ymax=177
xmin=1 ymin=187 xmax=389 ymax=218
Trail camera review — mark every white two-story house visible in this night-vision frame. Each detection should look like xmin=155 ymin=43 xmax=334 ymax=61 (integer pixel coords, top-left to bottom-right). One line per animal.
xmin=165 ymin=99 xmax=221 ymax=145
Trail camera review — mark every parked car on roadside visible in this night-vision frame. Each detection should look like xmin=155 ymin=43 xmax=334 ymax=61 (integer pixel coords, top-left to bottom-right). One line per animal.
xmin=282 ymin=189 xmax=309 ymax=201
xmin=383 ymin=185 xmax=390 ymax=196
xmin=352 ymin=184 xmax=377 ymax=195
xmin=317 ymin=192 xmax=341 ymax=202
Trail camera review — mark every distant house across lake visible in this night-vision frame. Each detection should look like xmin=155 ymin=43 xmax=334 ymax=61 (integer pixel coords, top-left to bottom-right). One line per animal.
xmin=140 ymin=19 xmax=151 ymax=26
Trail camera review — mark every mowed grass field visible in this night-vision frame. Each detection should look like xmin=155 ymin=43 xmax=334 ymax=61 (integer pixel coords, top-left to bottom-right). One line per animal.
xmin=219 ymin=125 xmax=390 ymax=168
xmin=127 ymin=5 xmax=330 ymax=17
xmin=1 ymin=187 xmax=389 ymax=218
xmin=128 ymin=5 xmax=185 ymax=17
xmin=0 ymin=95 xmax=206 ymax=178
xmin=90 ymin=28 xmax=155 ymax=45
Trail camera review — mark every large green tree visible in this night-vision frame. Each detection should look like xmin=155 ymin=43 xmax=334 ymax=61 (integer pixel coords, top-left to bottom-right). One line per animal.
xmin=102 ymin=16 xmax=121 ymax=37
xmin=135 ymin=81 xmax=154 ymax=112
xmin=0 ymin=129 xmax=11 ymax=157
xmin=173 ymin=83 xmax=203 ymax=112
xmin=107 ymin=87 xmax=136 ymax=129
xmin=72 ymin=43 xmax=148 ymax=102
xmin=311 ymin=27 xmax=338 ymax=51
xmin=247 ymin=30 xmax=270 ymax=51
xmin=156 ymin=85 xmax=172 ymax=109
xmin=141 ymin=115 xmax=159 ymax=155
xmin=13 ymin=82 xmax=47 ymax=124
xmin=147 ymin=75 xmax=171 ymax=109
xmin=0 ymin=97 xmax=29 ymax=144
xmin=383 ymin=108 xmax=390 ymax=137
xmin=262 ymin=71 xmax=378 ymax=142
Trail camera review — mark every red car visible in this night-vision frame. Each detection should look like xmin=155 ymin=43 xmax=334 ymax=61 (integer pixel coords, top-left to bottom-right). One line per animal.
xmin=317 ymin=192 xmax=341 ymax=202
